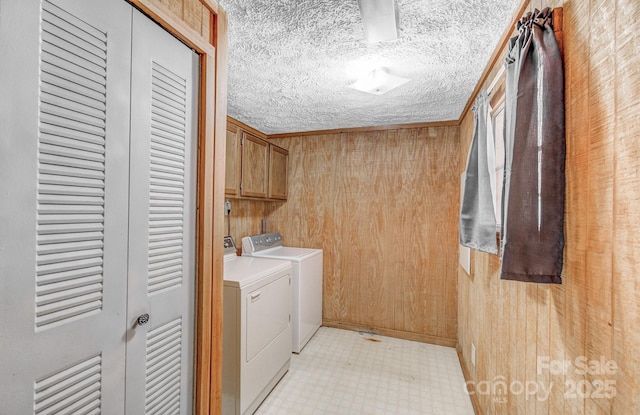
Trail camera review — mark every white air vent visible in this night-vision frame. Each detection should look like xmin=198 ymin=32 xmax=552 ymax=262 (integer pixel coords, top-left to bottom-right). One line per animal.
xmin=356 ymin=0 xmax=399 ymax=43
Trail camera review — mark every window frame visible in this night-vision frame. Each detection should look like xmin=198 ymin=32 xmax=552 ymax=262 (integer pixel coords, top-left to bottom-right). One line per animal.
xmin=489 ymin=76 xmax=506 ymax=236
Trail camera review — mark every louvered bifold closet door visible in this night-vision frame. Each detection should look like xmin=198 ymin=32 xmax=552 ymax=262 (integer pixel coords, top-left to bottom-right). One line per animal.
xmin=0 ymin=0 xmax=132 ymax=412
xmin=124 ymin=10 xmax=198 ymax=415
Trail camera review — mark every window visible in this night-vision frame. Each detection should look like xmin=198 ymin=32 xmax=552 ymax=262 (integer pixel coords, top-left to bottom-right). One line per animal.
xmin=489 ymin=76 xmax=506 ymax=229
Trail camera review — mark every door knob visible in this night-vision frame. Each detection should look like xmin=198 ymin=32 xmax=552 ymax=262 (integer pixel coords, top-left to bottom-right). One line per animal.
xmin=136 ymin=313 xmax=150 ymax=326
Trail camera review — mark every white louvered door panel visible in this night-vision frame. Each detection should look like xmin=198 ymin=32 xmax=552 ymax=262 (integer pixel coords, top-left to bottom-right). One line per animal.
xmin=0 ymin=0 xmax=132 ymax=413
xmin=125 ymin=10 xmax=198 ymax=415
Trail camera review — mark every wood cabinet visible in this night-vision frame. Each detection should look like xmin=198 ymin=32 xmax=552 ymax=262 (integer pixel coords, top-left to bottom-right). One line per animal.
xmin=268 ymin=144 xmax=288 ymax=200
xmin=225 ymin=123 xmax=241 ymax=196
xmin=225 ymin=120 xmax=288 ymax=201
xmin=240 ymin=132 xmax=269 ymax=198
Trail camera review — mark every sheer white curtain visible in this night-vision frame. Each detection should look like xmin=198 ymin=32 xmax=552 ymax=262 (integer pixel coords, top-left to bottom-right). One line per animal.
xmin=460 ymin=90 xmax=498 ymax=254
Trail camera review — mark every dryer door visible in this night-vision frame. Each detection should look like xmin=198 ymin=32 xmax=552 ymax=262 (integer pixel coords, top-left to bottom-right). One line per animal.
xmin=246 ymin=274 xmax=291 ymax=362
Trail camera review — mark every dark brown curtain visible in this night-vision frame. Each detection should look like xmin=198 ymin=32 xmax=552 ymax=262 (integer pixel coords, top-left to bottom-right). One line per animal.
xmin=501 ymin=8 xmax=565 ymax=284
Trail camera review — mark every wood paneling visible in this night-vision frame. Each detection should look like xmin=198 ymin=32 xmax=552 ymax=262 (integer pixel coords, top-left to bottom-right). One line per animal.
xmin=142 ymin=0 xmax=214 ymax=41
xmin=268 ymin=120 xmax=459 ymax=139
xmin=457 ymin=0 xmax=640 ymax=414
xmin=263 ymin=126 xmax=461 ymax=343
xmin=613 ymin=0 xmax=640 ymax=413
xmin=226 ymin=199 xmax=269 ymax=250
xmin=182 ymin=0 xmax=202 ymax=33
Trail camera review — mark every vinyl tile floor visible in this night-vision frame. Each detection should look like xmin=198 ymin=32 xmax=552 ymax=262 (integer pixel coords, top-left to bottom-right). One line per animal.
xmin=255 ymin=327 xmax=475 ymax=415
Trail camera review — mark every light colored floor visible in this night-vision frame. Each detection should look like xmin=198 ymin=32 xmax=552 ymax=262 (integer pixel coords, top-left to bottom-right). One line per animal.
xmin=255 ymin=327 xmax=475 ymax=415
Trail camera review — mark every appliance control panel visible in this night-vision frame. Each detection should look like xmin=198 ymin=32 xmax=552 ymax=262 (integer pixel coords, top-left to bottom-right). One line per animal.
xmin=223 ymin=235 xmax=237 ymax=256
xmin=242 ymin=232 xmax=283 ymax=254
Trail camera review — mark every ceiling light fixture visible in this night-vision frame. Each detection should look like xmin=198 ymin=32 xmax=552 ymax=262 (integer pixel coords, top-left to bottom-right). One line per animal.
xmin=348 ymin=68 xmax=410 ymax=95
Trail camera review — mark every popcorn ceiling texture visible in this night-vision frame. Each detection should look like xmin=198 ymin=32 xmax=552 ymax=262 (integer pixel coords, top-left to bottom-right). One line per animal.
xmin=218 ymin=0 xmax=521 ymax=135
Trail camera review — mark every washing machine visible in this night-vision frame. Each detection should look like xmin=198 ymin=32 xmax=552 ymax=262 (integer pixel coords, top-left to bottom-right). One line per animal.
xmin=222 ymin=236 xmax=292 ymax=415
xmin=242 ymin=232 xmax=323 ymax=353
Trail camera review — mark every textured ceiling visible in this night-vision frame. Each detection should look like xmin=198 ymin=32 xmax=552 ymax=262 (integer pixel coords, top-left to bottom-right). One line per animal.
xmin=218 ymin=0 xmax=521 ymax=135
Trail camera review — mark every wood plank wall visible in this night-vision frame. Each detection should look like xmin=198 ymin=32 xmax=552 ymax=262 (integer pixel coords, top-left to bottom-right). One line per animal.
xmin=225 ymin=199 xmax=269 ymax=246
xmin=457 ymin=0 xmax=640 ymax=414
xmin=144 ymin=0 xmax=212 ymax=41
xmin=257 ymin=127 xmax=460 ymax=346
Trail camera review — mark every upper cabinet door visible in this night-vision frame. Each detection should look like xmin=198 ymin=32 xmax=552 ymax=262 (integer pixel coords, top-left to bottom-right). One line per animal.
xmin=228 ymin=120 xmax=288 ymax=201
xmin=240 ymin=133 xmax=269 ymax=198
xmin=225 ymin=123 xmax=241 ymax=196
xmin=268 ymin=145 xmax=288 ymax=200
xmin=0 ymin=0 xmax=132 ymax=412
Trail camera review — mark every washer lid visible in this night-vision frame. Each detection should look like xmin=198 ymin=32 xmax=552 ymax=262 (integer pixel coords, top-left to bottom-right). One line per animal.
xmin=249 ymin=246 xmax=321 ymax=260
xmin=223 ymin=256 xmax=292 ymax=288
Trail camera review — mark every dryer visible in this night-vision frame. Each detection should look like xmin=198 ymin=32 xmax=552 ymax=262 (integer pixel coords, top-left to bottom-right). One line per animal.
xmin=242 ymin=232 xmax=323 ymax=353
xmin=222 ymin=236 xmax=292 ymax=415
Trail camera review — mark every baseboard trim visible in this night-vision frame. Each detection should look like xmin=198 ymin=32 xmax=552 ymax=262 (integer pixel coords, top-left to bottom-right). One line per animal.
xmin=322 ymin=320 xmax=457 ymax=348
xmin=456 ymin=343 xmax=481 ymax=415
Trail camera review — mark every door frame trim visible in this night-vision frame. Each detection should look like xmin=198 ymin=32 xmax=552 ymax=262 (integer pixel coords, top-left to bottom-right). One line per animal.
xmin=126 ymin=2 xmax=227 ymax=414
